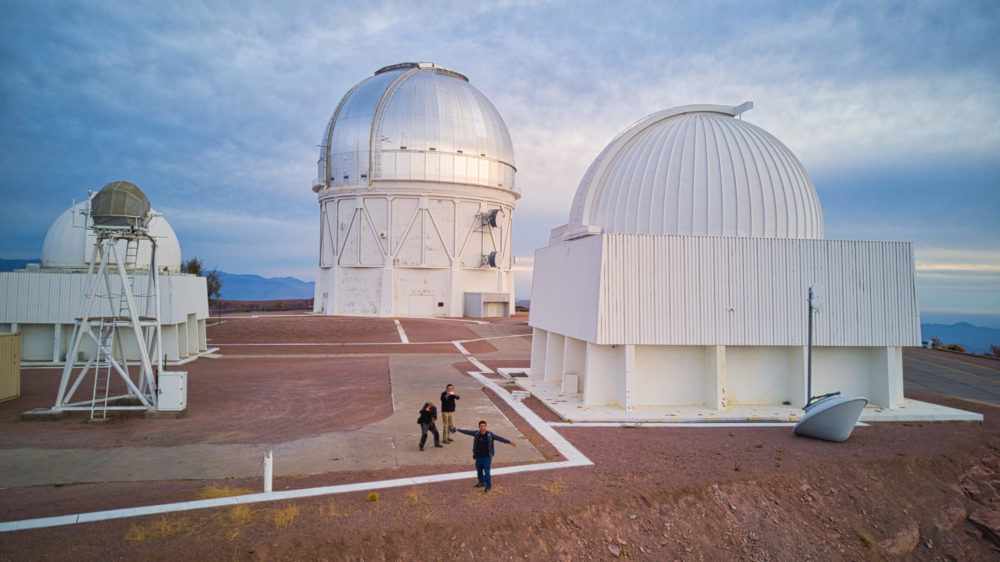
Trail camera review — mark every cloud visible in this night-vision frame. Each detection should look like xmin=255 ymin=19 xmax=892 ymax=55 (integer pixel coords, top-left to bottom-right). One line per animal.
xmin=1 ymin=0 xmax=997 ymax=314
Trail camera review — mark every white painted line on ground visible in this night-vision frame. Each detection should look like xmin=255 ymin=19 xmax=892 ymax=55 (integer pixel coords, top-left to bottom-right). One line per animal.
xmin=466 ymin=370 xmax=592 ymax=466
xmin=467 ymin=356 xmax=492 ymax=373
xmin=394 ymin=319 xmax=409 ymax=344
xmin=0 ymin=349 xmax=593 ymax=533
xmin=453 ymin=341 xmax=470 ymax=355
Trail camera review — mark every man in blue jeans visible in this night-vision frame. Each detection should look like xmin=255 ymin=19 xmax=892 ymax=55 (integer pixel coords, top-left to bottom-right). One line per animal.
xmin=452 ymin=420 xmax=516 ymax=493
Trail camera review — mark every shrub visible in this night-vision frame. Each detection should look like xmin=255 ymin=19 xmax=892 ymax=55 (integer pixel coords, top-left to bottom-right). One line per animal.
xmin=943 ymin=343 xmax=966 ymax=353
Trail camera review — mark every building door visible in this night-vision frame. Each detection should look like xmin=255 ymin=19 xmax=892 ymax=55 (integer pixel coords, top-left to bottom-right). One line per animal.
xmin=408 ymin=294 xmax=435 ymax=317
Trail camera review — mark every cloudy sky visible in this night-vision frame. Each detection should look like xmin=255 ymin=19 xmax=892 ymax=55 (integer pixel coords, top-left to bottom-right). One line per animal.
xmin=1 ymin=0 xmax=998 ymax=324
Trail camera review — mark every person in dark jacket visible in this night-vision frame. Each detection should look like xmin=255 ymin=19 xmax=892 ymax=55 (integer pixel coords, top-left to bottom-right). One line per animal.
xmin=452 ymin=420 xmax=516 ymax=493
xmin=417 ymin=402 xmax=442 ymax=451
xmin=440 ymin=384 xmax=460 ymax=443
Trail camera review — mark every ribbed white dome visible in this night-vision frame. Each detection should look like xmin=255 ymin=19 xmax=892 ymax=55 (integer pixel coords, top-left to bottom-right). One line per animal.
xmin=566 ymin=104 xmax=823 ymax=239
xmin=316 ymin=62 xmax=517 ymax=195
xmin=41 ymin=200 xmax=182 ymax=272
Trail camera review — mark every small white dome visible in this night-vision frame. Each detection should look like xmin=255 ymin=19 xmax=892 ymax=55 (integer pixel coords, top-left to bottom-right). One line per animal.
xmin=566 ymin=103 xmax=823 ymax=239
xmin=41 ymin=199 xmax=182 ymax=272
xmin=316 ymin=62 xmax=517 ymax=195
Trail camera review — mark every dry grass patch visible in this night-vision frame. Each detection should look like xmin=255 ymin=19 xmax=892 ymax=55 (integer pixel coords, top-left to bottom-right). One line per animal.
xmin=405 ymin=490 xmax=430 ymax=505
xmin=196 ymin=484 xmax=256 ymax=499
xmin=122 ymin=516 xmax=193 ymax=543
xmin=320 ymin=498 xmax=349 ymax=517
xmin=222 ymin=504 xmax=255 ymax=527
xmin=212 ymin=504 xmax=255 ymax=541
xmin=271 ymin=505 xmax=300 ymax=528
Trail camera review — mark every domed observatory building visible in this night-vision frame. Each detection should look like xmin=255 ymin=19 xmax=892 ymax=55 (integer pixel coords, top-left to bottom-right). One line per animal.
xmin=528 ymin=103 xmax=920 ymax=415
xmin=0 ymin=186 xmax=210 ymax=363
xmin=312 ymin=62 xmax=519 ymax=317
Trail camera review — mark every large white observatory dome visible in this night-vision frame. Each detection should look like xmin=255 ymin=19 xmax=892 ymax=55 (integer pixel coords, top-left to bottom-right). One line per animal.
xmin=314 ymin=62 xmax=517 ymax=195
xmin=312 ymin=62 xmax=519 ymax=318
xmin=41 ymin=199 xmax=183 ymax=272
xmin=566 ymin=103 xmax=823 ymax=239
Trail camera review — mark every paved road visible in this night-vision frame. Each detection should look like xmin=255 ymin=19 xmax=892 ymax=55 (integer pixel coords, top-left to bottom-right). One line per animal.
xmin=904 ymin=348 xmax=1000 ymax=408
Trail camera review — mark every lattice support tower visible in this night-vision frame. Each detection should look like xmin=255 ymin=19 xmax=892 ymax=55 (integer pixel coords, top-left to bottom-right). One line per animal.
xmin=52 ymin=227 xmax=164 ymax=419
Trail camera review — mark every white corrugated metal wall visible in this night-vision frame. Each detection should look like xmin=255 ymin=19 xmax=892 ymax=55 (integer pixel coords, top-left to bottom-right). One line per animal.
xmin=594 ymin=235 xmax=920 ymax=347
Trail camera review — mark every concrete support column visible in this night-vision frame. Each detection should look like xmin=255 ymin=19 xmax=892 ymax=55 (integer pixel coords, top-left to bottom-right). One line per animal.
xmin=868 ymin=346 xmax=903 ymax=408
xmin=186 ymin=313 xmax=198 ymax=355
xmin=198 ymin=319 xmax=207 ymax=352
xmin=704 ymin=345 xmax=727 ymax=410
xmin=529 ymin=328 xmax=548 ymax=380
xmin=563 ymin=337 xmax=586 ymax=394
xmin=544 ymin=332 xmax=565 ymax=385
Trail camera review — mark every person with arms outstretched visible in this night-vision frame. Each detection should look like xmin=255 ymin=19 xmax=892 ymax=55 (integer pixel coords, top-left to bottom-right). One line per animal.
xmin=452 ymin=420 xmax=516 ymax=493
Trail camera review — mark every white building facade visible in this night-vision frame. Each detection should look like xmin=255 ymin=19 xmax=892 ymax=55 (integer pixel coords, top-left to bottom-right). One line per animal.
xmin=529 ymin=104 xmax=921 ymax=411
xmin=1 ymin=197 xmax=209 ymax=363
xmin=312 ymin=62 xmax=519 ymax=318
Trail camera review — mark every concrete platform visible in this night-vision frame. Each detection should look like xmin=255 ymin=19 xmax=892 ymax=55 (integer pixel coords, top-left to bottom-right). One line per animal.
xmin=0 ymin=352 xmax=544 ymax=488
xmin=506 ymin=369 xmax=984 ymax=424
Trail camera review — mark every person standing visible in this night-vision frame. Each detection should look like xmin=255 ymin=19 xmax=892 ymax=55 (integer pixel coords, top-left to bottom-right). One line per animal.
xmin=440 ymin=384 xmax=460 ymax=443
xmin=452 ymin=420 xmax=516 ymax=493
xmin=417 ymin=401 xmax=442 ymax=451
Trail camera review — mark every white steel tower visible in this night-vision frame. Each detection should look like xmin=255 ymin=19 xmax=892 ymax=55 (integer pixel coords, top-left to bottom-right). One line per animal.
xmin=53 ymin=181 xmax=166 ymax=419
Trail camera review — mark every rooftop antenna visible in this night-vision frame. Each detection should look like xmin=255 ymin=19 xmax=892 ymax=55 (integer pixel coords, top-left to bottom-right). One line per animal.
xmin=51 ymin=181 xmax=164 ymax=420
xmin=793 ymin=283 xmax=869 ymax=442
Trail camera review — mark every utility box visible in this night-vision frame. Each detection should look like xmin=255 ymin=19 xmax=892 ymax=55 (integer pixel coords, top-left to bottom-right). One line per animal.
xmin=158 ymin=371 xmax=187 ymax=411
xmin=0 ymin=332 xmax=20 ymax=403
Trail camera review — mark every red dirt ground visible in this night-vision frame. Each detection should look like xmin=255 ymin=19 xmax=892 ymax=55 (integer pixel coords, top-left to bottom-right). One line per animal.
xmin=206 ymin=314 xmax=500 ymax=355
xmin=2 ymin=316 xmax=1000 ymax=560
xmin=2 ymin=356 xmax=391 ymax=448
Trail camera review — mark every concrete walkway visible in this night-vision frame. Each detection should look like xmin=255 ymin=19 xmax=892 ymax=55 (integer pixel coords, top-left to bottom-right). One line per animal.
xmin=0 ymin=351 xmax=543 ymax=488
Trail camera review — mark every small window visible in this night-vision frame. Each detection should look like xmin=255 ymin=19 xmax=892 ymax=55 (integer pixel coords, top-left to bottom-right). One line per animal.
xmin=429 ymin=147 xmax=436 ymax=151
xmin=437 ymin=302 xmax=444 ymax=307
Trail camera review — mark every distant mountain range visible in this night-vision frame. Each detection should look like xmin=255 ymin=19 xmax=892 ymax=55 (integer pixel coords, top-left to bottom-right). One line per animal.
xmin=0 ymin=259 xmax=32 ymax=271
xmin=921 ymin=323 xmax=1000 ymax=354
xmin=215 ymin=272 xmax=314 ymax=301
xmin=0 ymin=259 xmax=314 ymax=301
